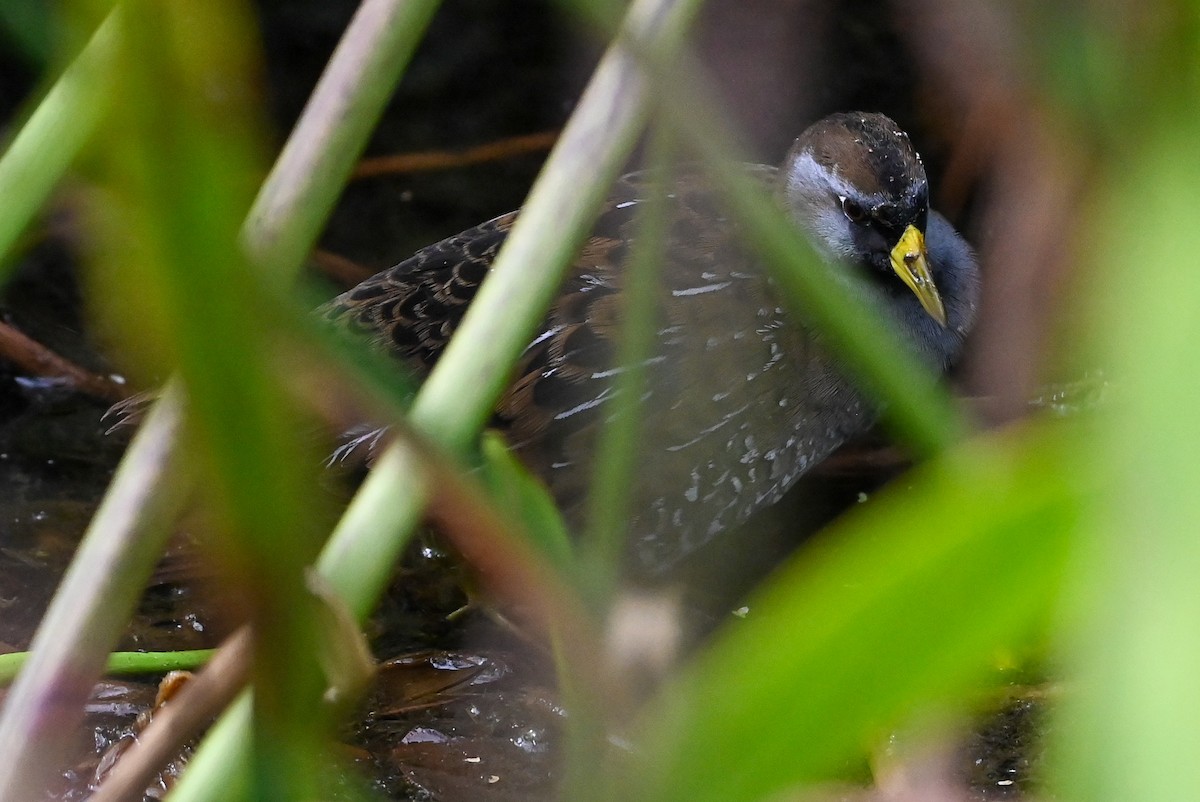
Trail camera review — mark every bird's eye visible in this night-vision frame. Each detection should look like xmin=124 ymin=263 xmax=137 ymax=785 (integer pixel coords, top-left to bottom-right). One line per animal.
xmin=840 ymin=197 xmax=867 ymax=223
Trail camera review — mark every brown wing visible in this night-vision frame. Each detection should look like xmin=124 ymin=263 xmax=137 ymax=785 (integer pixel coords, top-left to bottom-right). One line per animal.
xmin=319 ymin=211 xmax=517 ymax=374
xmin=320 ymin=169 xmax=875 ymax=572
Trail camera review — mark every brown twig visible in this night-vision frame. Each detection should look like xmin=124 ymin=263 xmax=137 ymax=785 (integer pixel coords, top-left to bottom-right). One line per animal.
xmin=352 ymin=130 xmax=559 ymax=180
xmin=311 ymin=248 xmax=377 ymax=286
xmin=89 ymin=629 xmax=254 ymax=802
xmin=0 ymin=319 xmax=130 ymax=403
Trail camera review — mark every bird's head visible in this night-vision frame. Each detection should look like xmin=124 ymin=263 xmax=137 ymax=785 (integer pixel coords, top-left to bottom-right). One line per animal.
xmin=781 ymin=111 xmax=946 ymax=326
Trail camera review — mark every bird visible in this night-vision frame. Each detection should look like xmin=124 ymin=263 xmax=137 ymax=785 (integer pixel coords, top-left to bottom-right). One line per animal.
xmin=319 ymin=111 xmax=981 ymax=574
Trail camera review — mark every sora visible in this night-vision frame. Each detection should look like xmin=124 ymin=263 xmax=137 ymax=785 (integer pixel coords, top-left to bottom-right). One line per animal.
xmin=321 ymin=112 xmax=980 ymax=572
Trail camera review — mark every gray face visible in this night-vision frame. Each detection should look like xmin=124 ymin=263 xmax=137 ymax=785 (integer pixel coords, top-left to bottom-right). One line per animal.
xmin=781 ymin=112 xmax=929 ymax=274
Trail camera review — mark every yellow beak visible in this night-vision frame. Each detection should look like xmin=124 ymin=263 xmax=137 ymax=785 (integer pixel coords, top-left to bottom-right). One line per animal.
xmin=889 ymin=224 xmax=947 ymax=327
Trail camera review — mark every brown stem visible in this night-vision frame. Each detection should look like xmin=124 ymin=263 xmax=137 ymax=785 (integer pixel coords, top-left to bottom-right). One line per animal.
xmin=0 ymin=320 xmax=130 ymax=403
xmin=311 ymin=248 xmax=376 ymax=286
xmin=88 ymin=629 xmax=254 ymax=802
xmin=352 ymin=130 xmax=559 ymax=179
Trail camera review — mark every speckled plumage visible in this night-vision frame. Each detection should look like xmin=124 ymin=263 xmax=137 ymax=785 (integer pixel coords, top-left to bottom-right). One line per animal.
xmin=319 ymin=112 xmax=980 ymax=572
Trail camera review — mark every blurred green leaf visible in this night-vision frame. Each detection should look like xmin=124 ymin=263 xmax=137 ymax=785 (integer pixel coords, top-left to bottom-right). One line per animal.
xmin=478 ymin=430 xmax=576 ymax=573
xmin=627 ymin=419 xmax=1084 ymax=802
xmin=579 ymin=124 xmax=674 ymax=605
xmin=86 ymin=0 xmax=327 ymax=797
xmin=1052 ymin=17 xmax=1200 ymax=797
xmin=0 ymin=7 xmax=114 ymax=278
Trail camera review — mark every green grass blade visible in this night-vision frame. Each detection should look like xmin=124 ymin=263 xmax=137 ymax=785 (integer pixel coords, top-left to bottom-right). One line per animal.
xmin=0 ymin=6 xmax=116 ymax=276
xmin=577 ymin=122 xmax=674 ymax=605
xmin=0 ymin=385 xmax=190 ymax=801
xmin=404 ymin=0 xmax=704 ymax=455
xmin=243 ymin=0 xmax=442 ymax=281
xmin=0 ymin=648 xmax=218 ymax=684
xmin=91 ymin=2 xmax=329 ymax=796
